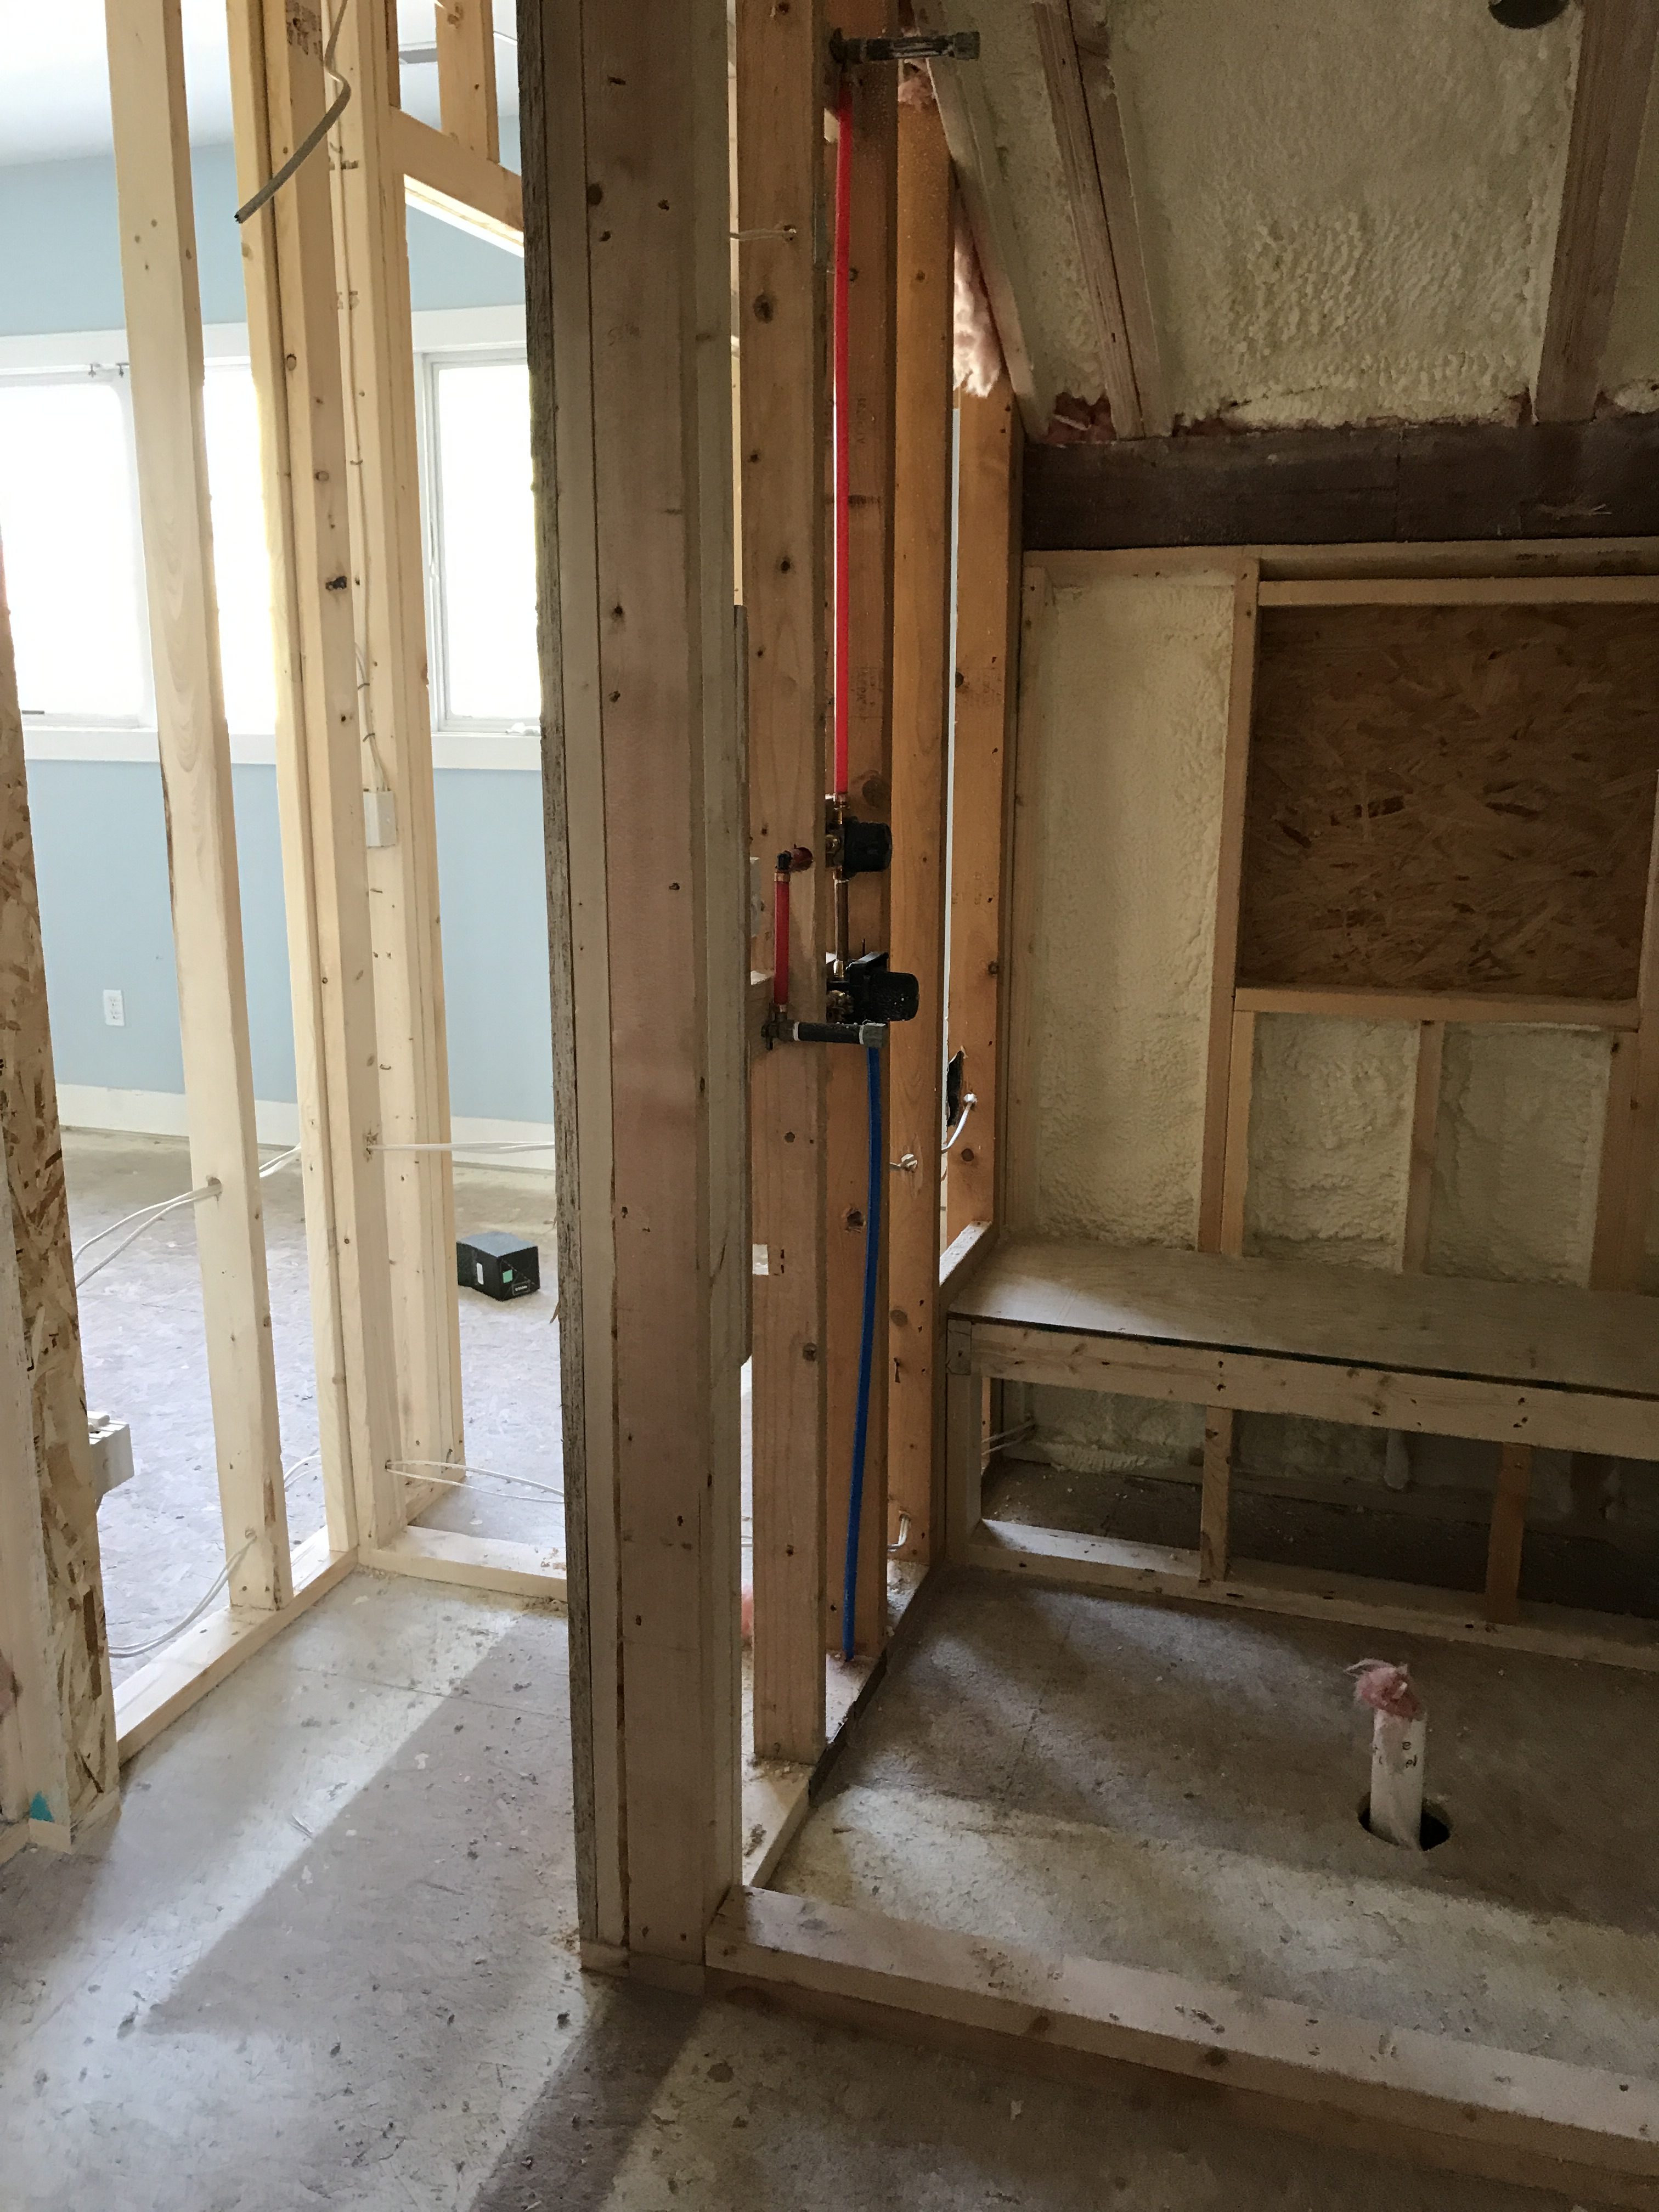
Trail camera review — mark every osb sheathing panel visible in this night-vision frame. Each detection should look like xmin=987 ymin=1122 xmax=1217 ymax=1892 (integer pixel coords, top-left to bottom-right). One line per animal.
xmin=0 ymin=549 xmax=116 ymax=1822
xmin=1238 ymin=605 xmax=1659 ymax=1001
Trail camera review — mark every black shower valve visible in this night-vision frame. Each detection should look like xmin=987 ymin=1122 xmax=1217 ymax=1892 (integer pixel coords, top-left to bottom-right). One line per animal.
xmin=825 ymin=803 xmax=893 ymax=879
xmin=845 ymin=951 xmax=918 ymax=1025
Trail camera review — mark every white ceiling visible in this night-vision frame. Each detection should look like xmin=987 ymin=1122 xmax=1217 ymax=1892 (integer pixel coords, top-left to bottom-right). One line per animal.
xmin=0 ymin=0 xmax=516 ymax=166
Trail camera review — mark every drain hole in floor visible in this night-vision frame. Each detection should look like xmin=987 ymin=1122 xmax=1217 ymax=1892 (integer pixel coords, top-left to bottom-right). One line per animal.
xmin=1358 ymin=1795 xmax=1451 ymax=1850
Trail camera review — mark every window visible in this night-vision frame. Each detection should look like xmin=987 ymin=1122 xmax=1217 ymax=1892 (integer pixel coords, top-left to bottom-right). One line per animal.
xmin=2 ymin=330 xmax=540 ymax=759
xmin=0 ymin=377 xmax=146 ymax=723
xmin=202 ymin=364 xmax=278 ymax=737
xmin=429 ymin=359 xmax=539 ymax=726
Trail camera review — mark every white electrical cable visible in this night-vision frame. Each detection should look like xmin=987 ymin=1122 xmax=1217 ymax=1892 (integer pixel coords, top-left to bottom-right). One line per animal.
xmin=106 ymin=1449 xmax=319 ymax=1662
xmin=941 ymin=1091 xmax=977 ymax=1155
xmin=72 ymin=1183 xmax=215 ymax=1268
xmin=372 ymin=1141 xmax=555 ymax=1154
xmin=107 ymin=1536 xmax=258 ymax=1662
xmin=393 ymin=1458 xmax=564 ymax=1501
xmin=985 ymin=1418 xmax=1036 ymax=1452
xmin=74 ymin=1183 xmax=218 ymax=1288
xmin=73 ymin=1146 xmax=299 ymax=1291
xmin=234 ymin=0 xmax=352 ymax=225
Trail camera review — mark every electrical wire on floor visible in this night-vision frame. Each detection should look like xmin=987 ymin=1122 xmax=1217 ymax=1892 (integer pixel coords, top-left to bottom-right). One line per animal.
xmin=986 ymin=1418 xmax=1036 ymax=1452
xmin=74 ymin=1145 xmax=301 ymax=1291
xmin=106 ymin=1448 xmax=320 ymax=1663
xmin=391 ymin=1458 xmax=563 ymax=1501
xmin=370 ymin=1141 xmax=555 ymax=1155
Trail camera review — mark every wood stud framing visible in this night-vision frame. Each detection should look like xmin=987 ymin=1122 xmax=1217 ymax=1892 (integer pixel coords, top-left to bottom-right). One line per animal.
xmin=737 ymin=0 xmax=831 ymax=1762
xmin=1190 ymin=562 xmax=1258 ymax=1577
xmin=1067 ymin=0 xmax=1167 ymax=436
xmin=885 ymin=94 xmax=955 ymax=1570
xmin=945 ymin=374 xmax=1021 ymax=1248
xmin=520 ymin=0 xmax=626 ymax=1955
xmin=1028 ymin=0 xmax=1145 ymax=437
xmin=232 ymin=0 xmax=404 ymax=1556
xmin=389 ymin=107 xmax=524 ymax=248
xmin=912 ymin=0 xmax=1041 ymax=430
xmin=522 ymin=0 xmax=744 ymax=1983
xmin=106 ymin=0 xmax=292 ymax=1613
xmin=332 ymin=0 xmax=467 ymax=1522
xmin=434 ymin=0 xmax=499 ymax=163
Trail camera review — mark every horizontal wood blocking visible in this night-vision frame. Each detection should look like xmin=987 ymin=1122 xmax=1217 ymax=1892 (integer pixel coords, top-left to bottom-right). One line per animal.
xmin=360 ymin=1524 xmax=566 ymax=1600
xmin=709 ymin=1887 xmax=1659 ymax=2202
xmin=1260 ymin=575 xmax=1659 ymax=607
xmin=1023 ymin=415 xmax=1659 ymax=551
xmin=1234 ymin=986 xmax=1640 ymax=1030
xmin=388 ymin=107 xmax=523 ymax=247
xmin=967 ymin=1520 xmax=1659 ymax=1678
xmin=968 ymin=1318 xmax=1658 ymax=1461
xmin=954 ymin=1236 xmax=1659 ymax=1401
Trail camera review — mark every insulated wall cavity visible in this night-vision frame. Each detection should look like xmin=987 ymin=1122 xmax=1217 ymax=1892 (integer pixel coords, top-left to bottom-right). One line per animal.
xmin=1007 ymin=566 xmax=1654 ymax=1519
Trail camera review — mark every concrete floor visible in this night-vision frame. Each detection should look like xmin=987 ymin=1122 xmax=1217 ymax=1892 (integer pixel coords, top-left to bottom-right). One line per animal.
xmin=1 ymin=1573 xmax=1577 ymax=2210
xmin=64 ymin=1130 xmax=563 ymax=1680
xmin=780 ymin=1570 xmax=1659 ymax=2078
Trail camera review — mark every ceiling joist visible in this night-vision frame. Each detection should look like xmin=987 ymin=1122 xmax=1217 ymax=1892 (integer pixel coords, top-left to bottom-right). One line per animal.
xmin=1030 ymin=0 xmax=1167 ymax=438
xmin=1069 ymin=7 xmax=1168 ymax=436
xmin=1536 ymin=0 xmax=1658 ymax=422
xmin=913 ymin=0 xmax=1044 ymax=432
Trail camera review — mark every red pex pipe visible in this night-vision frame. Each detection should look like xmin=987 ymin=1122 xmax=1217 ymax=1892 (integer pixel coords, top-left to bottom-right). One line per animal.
xmin=832 ymin=76 xmax=853 ymax=804
xmin=772 ymin=860 xmax=792 ymax=1011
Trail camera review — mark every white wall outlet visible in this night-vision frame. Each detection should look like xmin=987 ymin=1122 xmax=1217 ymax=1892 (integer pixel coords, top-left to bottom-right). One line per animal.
xmin=102 ymin=989 xmax=125 ymax=1028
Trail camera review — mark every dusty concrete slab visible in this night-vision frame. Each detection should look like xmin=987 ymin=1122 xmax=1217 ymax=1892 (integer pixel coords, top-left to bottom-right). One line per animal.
xmin=2 ymin=1574 xmax=1571 ymax=2210
xmin=62 ymin=1131 xmax=564 ymax=1677
xmin=777 ymin=1570 xmax=1659 ymax=2074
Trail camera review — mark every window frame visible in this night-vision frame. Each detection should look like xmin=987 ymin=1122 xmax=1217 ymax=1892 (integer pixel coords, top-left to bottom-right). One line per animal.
xmin=0 ymin=360 xmax=156 ymax=740
xmin=416 ymin=342 xmax=541 ymax=756
xmin=2 ymin=312 xmax=538 ymax=771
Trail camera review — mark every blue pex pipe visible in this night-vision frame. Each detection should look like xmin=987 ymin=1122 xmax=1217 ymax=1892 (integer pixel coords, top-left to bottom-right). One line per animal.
xmin=840 ymin=1043 xmax=883 ymax=1662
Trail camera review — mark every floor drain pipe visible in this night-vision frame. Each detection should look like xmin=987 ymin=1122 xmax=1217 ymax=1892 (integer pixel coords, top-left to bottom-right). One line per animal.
xmin=1351 ymin=1660 xmax=1425 ymax=1849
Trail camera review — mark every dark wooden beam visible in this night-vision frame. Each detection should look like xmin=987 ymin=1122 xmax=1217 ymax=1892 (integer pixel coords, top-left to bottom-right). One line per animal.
xmin=1024 ymin=414 xmax=1659 ymax=550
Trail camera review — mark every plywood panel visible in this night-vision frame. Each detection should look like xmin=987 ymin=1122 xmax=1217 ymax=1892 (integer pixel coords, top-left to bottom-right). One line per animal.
xmin=0 ymin=547 xmax=117 ymax=1827
xmin=951 ymin=1234 xmax=1659 ymax=1402
xmin=1238 ymin=604 xmax=1659 ymax=1000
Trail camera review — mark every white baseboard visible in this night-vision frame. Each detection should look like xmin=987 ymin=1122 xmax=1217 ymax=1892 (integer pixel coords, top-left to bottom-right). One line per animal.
xmin=57 ymin=1086 xmax=555 ymax=1164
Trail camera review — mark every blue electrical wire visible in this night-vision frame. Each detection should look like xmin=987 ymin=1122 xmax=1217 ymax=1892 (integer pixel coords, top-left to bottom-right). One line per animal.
xmin=841 ymin=1042 xmax=883 ymax=1661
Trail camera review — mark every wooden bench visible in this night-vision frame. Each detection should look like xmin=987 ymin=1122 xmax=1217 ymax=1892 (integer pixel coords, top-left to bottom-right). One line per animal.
xmin=945 ymin=1235 xmax=1659 ymax=1671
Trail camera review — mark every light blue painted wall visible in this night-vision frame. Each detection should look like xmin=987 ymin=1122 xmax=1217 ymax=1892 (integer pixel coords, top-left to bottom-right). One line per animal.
xmin=29 ymin=761 xmax=185 ymax=1095
xmin=29 ymin=760 xmax=553 ymax=1125
xmin=6 ymin=140 xmax=551 ymax=1128
xmin=433 ymin=771 xmax=554 ymax=1125
xmin=0 ymin=132 xmax=524 ymax=336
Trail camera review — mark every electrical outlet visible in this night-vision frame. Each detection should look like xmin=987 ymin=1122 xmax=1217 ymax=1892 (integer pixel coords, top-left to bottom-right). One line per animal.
xmin=103 ymin=989 xmax=125 ymax=1028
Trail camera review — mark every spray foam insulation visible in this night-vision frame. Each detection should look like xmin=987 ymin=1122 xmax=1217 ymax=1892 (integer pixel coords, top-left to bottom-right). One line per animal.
xmin=1014 ymin=572 xmax=1649 ymax=1485
xmin=969 ymin=0 xmax=1659 ymax=432
xmin=1238 ymin=605 xmax=1659 ymax=1002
